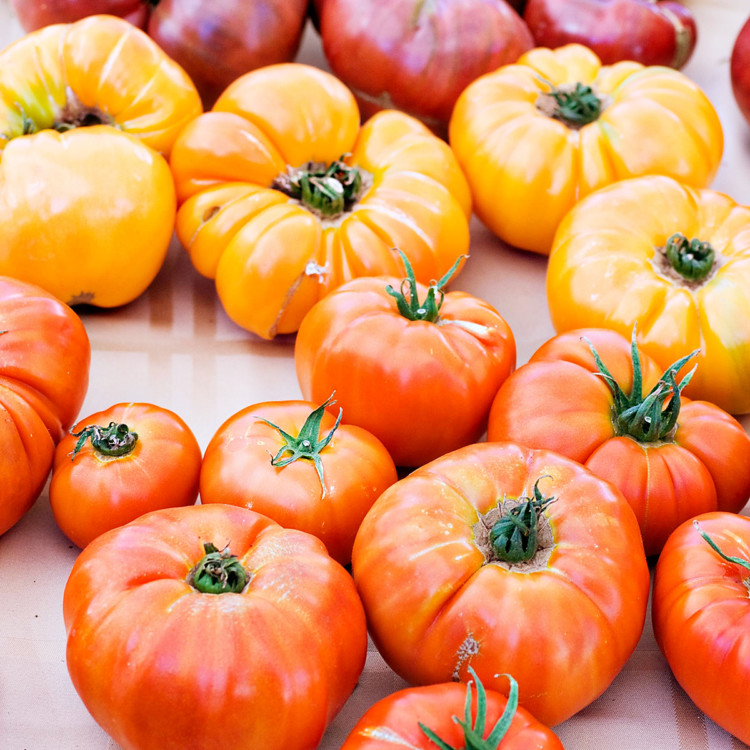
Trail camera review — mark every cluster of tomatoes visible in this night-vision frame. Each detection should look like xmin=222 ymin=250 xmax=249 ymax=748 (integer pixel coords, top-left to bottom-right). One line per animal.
xmin=3 ymin=2 xmax=750 ymax=749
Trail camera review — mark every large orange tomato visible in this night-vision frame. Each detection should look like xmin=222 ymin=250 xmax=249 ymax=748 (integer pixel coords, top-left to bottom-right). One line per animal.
xmin=487 ymin=328 xmax=750 ymax=556
xmin=0 ymin=276 xmax=90 ymax=536
xmin=63 ymin=503 xmax=368 ymax=750
xmin=50 ymin=402 xmax=203 ymax=548
xmin=652 ymin=512 xmax=750 ymax=746
xmin=170 ymin=63 xmax=472 ymax=339
xmin=199 ymin=396 xmax=398 ymax=565
xmin=449 ymin=43 xmax=723 ymax=254
xmin=546 ymin=175 xmax=750 ymax=414
xmin=0 ymin=16 xmax=202 ymax=308
xmin=351 ymin=442 xmax=649 ymax=726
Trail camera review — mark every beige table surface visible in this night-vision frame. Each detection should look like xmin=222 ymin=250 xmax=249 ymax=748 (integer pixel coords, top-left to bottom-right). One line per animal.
xmin=2 ymin=1 xmax=750 ymax=748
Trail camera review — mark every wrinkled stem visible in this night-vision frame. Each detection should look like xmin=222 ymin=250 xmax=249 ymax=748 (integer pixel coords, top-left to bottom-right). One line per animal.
xmin=187 ymin=543 xmax=248 ymax=594
xmin=69 ymin=421 xmax=138 ymax=459
xmin=665 ymin=233 xmax=715 ymax=282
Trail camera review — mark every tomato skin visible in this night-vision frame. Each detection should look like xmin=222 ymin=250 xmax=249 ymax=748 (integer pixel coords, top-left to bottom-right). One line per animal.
xmin=449 ymin=44 xmax=723 ymax=254
xmin=487 ymin=328 xmax=750 ymax=556
xmin=652 ymin=512 xmax=750 ymax=746
xmin=294 ymin=275 xmax=516 ymax=468
xmin=63 ymin=503 xmax=368 ymax=750
xmin=351 ymin=442 xmax=649 ymax=726
xmin=49 ymin=402 xmax=203 ymax=549
xmin=341 ymin=681 xmax=563 ymax=749
xmin=199 ymin=399 xmax=398 ymax=565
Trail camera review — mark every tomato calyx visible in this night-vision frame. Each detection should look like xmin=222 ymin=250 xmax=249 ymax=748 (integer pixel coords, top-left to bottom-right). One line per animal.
xmin=419 ymin=668 xmax=520 ymax=750
xmin=256 ymin=394 xmax=342 ymax=498
xmin=693 ymin=520 xmax=750 ymax=592
xmin=187 ymin=542 xmax=248 ymax=594
xmin=537 ymin=78 xmax=603 ymax=127
xmin=69 ymin=421 xmax=138 ymax=459
xmin=585 ymin=329 xmax=698 ymax=443
xmin=663 ymin=233 xmax=716 ymax=282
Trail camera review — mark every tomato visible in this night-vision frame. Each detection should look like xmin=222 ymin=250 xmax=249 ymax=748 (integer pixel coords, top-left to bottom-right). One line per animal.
xmin=199 ymin=396 xmax=398 ymax=565
xmin=449 ymin=43 xmax=723 ymax=255
xmin=652 ymin=512 xmax=750 ymax=746
xmin=0 ymin=16 xmax=201 ymax=308
xmin=49 ymin=402 xmax=202 ymax=548
xmin=294 ymin=256 xmax=516 ymax=467
xmin=341 ymin=668 xmax=563 ymax=749
xmin=351 ymin=442 xmax=649 ymax=726
xmin=63 ymin=503 xmax=367 ymax=750
xmin=0 ymin=276 xmax=90 ymax=536
xmin=317 ymin=0 xmax=534 ymax=135
xmin=170 ymin=63 xmax=472 ymax=340
xmin=8 ymin=0 xmax=310 ymax=107
xmin=731 ymin=14 xmax=750 ymax=127
xmin=546 ymin=174 xmax=750 ymax=414
xmin=487 ymin=328 xmax=750 ymax=556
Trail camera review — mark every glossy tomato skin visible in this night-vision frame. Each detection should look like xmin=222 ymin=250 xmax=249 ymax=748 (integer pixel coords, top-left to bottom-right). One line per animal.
xmin=63 ymin=503 xmax=368 ymax=750
xmin=652 ymin=512 xmax=750 ymax=745
xmin=294 ymin=276 xmax=516 ymax=468
xmin=449 ymin=44 xmax=723 ymax=255
xmin=341 ymin=680 xmax=563 ymax=749
xmin=351 ymin=442 xmax=649 ymax=726
xmin=547 ymin=175 xmax=750 ymax=414
xmin=318 ymin=0 xmax=534 ymax=134
xmin=9 ymin=0 xmax=148 ymax=29
xmin=731 ymin=15 xmax=750 ymax=126
xmin=171 ymin=63 xmax=472 ymax=339
xmin=487 ymin=329 xmax=750 ymax=556
xmin=50 ymin=402 xmax=202 ymax=548
xmin=199 ymin=399 xmax=398 ymax=565
xmin=0 ymin=277 xmax=90 ymax=536
xmin=0 ymin=16 xmax=202 ymax=308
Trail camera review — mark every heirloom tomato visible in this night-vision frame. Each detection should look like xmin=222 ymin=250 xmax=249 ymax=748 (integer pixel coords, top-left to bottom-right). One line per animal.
xmin=199 ymin=396 xmax=397 ymax=565
xmin=546 ymin=174 xmax=750 ymax=414
xmin=63 ymin=503 xmax=367 ymax=750
xmin=351 ymin=442 xmax=649 ymax=726
xmin=731 ymin=15 xmax=750 ymax=127
xmin=487 ymin=328 xmax=750 ymax=556
xmin=317 ymin=0 xmax=534 ymax=135
xmin=653 ymin=512 xmax=750 ymax=746
xmin=50 ymin=402 xmax=202 ymax=548
xmin=341 ymin=669 xmax=563 ymax=750
xmin=449 ymin=43 xmax=722 ymax=254
xmin=170 ymin=63 xmax=472 ymax=339
xmin=294 ymin=256 xmax=516 ymax=467
xmin=0 ymin=15 xmax=201 ymax=308
xmin=0 ymin=276 xmax=90 ymax=536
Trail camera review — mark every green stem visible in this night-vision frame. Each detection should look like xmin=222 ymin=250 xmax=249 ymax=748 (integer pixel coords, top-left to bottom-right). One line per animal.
xmin=539 ymin=77 xmax=602 ymax=126
xmin=69 ymin=421 xmax=138 ymax=459
xmin=665 ymin=233 xmax=715 ymax=282
xmin=187 ymin=543 xmax=248 ymax=594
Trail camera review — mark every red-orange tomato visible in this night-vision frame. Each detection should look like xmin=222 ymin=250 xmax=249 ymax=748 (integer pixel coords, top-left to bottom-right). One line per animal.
xmin=50 ymin=402 xmax=202 ymax=548
xmin=652 ymin=512 xmax=750 ymax=745
xmin=0 ymin=276 xmax=90 ymax=536
xmin=199 ymin=398 xmax=398 ymax=565
xmin=351 ymin=441 xmax=649 ymax=726
xmin=487 ymin=328 xmax=750 ymax=555
xmin=63 ymin=503 xmax=368 ymax=750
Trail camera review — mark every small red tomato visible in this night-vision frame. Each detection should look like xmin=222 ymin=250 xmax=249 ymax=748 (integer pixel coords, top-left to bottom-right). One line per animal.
xmin=50 ymin=402 xmax=202 ymax=548
xmin=731 ymin=15 xmax=750 ymax=126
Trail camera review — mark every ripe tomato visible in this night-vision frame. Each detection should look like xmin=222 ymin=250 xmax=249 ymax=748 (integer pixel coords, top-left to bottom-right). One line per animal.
xmin=449 ymin=43 xmax=723 ymax=254
xmin=351 ymin=442 xmax=649 ymax=726
xmin=49 ymin=402 xmax=202 ymax=548
xmin=63 ymin=503 xmax=368 ymax=750
xmin=732 ymin=15 xmax=750 ymax=126
xmin=294 ymin=256 xmax=516 ymax=467
xmin=199 ymin=396 xmax=398 ymax=565
xmin=487 ymin=328 xmax=750 ymax=556
xmin=652 ymin=512 xmax=750 ymax=746
xmin=0 ymin=16 xmax=201 ymax=308
xmin=0 ymin=276 xmax=90 ymax=536
xmin=546 ymin=174 xmax=750 ymax=414
xmin=170 ymin=63 xmax=472 ymax=339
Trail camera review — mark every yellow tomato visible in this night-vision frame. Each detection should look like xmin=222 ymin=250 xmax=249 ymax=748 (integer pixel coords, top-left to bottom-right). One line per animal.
xmin=546 ymin=175 xmax=750 ymax=415
xmin=170 ymin=63 xmax=472 ymax=340
xmin=449 ymin=44 xmax=723 ymax=255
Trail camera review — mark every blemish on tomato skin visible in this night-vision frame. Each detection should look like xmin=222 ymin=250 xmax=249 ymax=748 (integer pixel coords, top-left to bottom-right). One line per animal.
xmin=452 ymin=632 xmax=479 ymax=680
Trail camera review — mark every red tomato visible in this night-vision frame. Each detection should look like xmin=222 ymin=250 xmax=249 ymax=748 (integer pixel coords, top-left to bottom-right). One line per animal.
xmin=351 ymin=441 xmax=649 ymax=726
xmin=731 ymin=15 xmax=750 ymax=126
xmin=487 ymin=328 xmax=750 ymax=555
xmin=49 ymin=402 xmax=202 ymax=548
xmin=652 ymin=512 xmax=750 ymax=745
xmin=199 ymin=396 xmax=398 ymax=565
xmin=295 ymin=256 xmax=516 ymax=467
xmin=63 ymin=503 xmax=368 ymax=750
